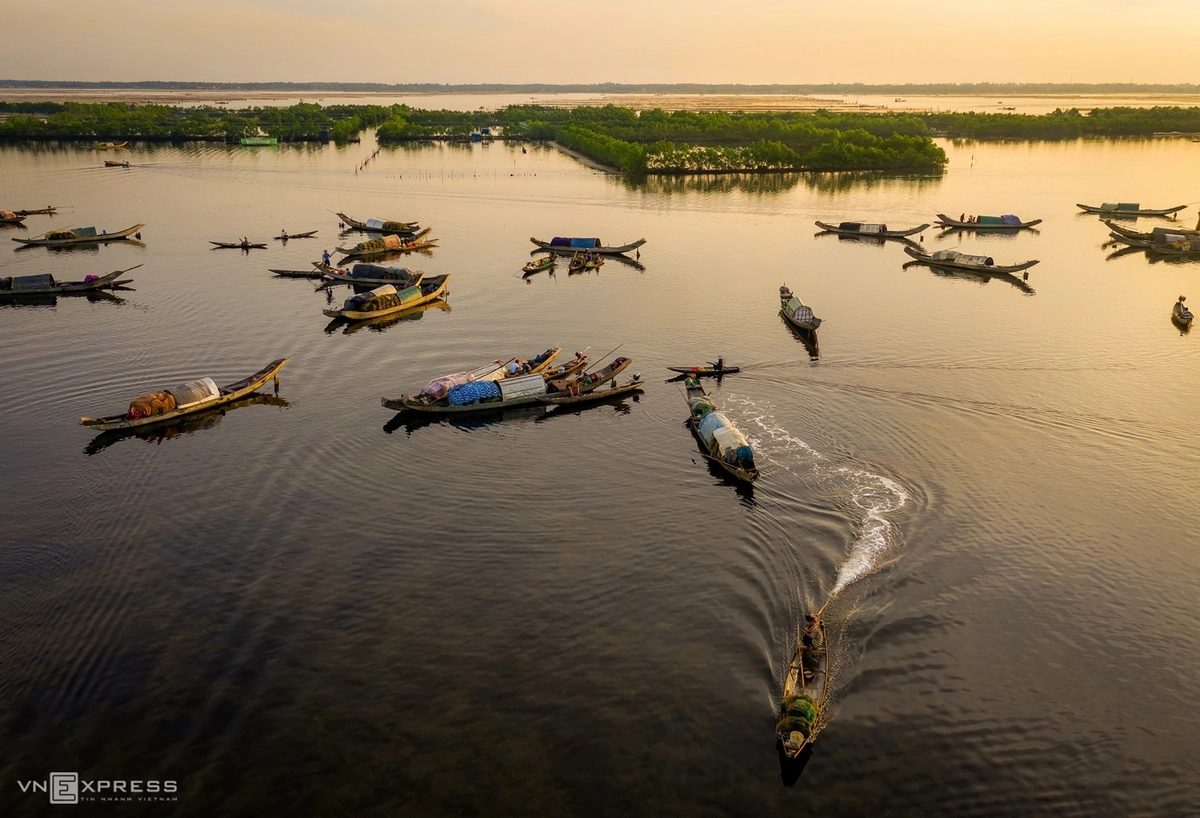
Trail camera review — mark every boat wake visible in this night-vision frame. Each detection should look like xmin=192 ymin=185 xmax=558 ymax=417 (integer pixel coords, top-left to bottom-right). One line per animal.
xmin=723 ymin=396 xmax=910 ymax=600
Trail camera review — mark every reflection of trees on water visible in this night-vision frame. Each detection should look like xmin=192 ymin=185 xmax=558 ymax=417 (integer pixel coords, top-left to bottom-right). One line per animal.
xmin=803 ymin=171 xmax=944 ymax=196
xmin=621 ymin=172 xmax=805 ymax=197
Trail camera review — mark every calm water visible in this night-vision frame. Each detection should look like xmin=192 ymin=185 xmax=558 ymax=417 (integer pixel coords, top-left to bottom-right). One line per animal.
xmin=2 ymin=136 xmax=1198 ymax=816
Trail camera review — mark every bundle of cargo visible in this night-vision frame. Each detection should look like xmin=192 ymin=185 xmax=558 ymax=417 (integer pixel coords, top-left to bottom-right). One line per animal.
xmin=127 ymin=391 xmax=177 ymax=419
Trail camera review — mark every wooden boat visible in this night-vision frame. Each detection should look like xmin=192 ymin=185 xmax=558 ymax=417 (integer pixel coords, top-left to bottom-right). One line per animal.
xmin=522 ymin=255 xmax=557 ymax=274
xmin=667 ymin=362 xmax=739 ymax=377
xmin=685 ymin=389 xmax=759 ymax=483
xmin=337 ymin=228 xmax=435 ymax=256
xmin=776 ymin=616 xmax=829 ymax=759
xmin=13 ymin=223 xmax=144 ymax=247
xmin=317 ymin=262 xmax=423 ymax=288
xmin=934 ymin=213 xmax=1042 ymax=230
xmin=336 ymin=212 xmax=421 ymax=235
xmin=85 ymin=392 xmax=290 ymax=455
xmin=269 ymin=268 xmax=325 ymax=279
xmin=903 ymin=246 xmax=1039 ymax=274
xmin=0 ymin=266 xmax=137 ymax=296
xmin=210 ymin=240 xmax=267 ymax=249
xmin=382 ymin=348 xmax=567 ymax=410
xmin=104 ymin=160 xmax=130 ymax=168
xmin=779 ymin=285 xmax=823 ymax=332
xmin=323 ymin=274 xmax=450 ymax=321
xmin=1149 ymin=237 xmax=1200 ymax=257
xmin=815 ymin=220 xmax=929 ymax=238
xmin=96 ymin=141 xmax=128 ymax=150
xmin=538 ymin=377 xmax=644 ymax=405
xmin=546 ymin=357 xmax=631 ymax=395
xmin=385 ymin=372 xmax=549 ymax=414
xmin=273 ymin=230 xmax=318 ymax=241
xmin=530 ymin=236 xmax=647 ymax=256
xmin=1104 ymin=219 xmax=1200 ymax=243
xmin=80 ymin=358 xmax=289 ymax=432
xmin=0 ymin=210 xmax=27 ymax=225
xmin=1171 ymin=297 xmax=1193 ymax=328
xmin=568 ymin=253 xmax=604 ymax=274
xmin=14 ymin=206 xmax=57 ymax=216
xmin=1077 ymin=202 xmax=1186 ymax=217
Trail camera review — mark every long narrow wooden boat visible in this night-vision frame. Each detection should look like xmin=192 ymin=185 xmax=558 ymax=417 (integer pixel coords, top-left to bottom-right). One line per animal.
xmin=530 ymin=236 xmax=646 ymax=256
xmin=776 ymin=616 xmax=829 ymax=759
xmin=13 ymin=223 xmax=144 ymax=247
xmin=80 ymin=358 xmax=289 ymax=432
xmin=104 ymin=160 xmax=130 ymax=168
xmin=0 ymin=210 xmax=27 ymax=225
xmin=382 ymin=348 xmax=568 ymax=410
xmin=210 ymin=240 xmax=267 ymax=249
xmin=336 ymin=212 xmax=421 ymax=235
xmin=934 ymin=213 xmax=1042 ymax=230
xmin=14 ymin=206 xmax=57 ymax=216
xmin=779 ymin=285 xmax=823 ymax=332
xmin=1 ymin=266 xmax=137 ymax=296
xmin=269 ymin=268 xmax=325 ymax=279
xmin=903 ymin=246 xmax=1039 ymax=274
xmin=1077 ymin=202 xmax=1186 ymax=217
xmin=538 ymin=377 xmax=644 ymax=405
xmin=1171 ymin=297 xmax=1193 ymax=328
xmin=385 ymin=372 xmax=549 ymax=414
xmin=667 ymin=363 xmax=740 ymax=377
xmin=1104 ymin=219 xmax=1200 ymax=242
xmin=85 ymin=392 xmax=291 ymax=455
xmin=546 ymin=357 xmax=631 ymax=395
xmin=317 ymin=262 xmax=423 ymax=288
xmin=273 ymin=230 xmax=318 ymax=240
xmin=685 ymin=389 xmax=759 ymax=483
xmin=815 ymin=220 xmax=929 ymax=238
xmin=337 ymin=228 xmax=434 ymax=255
xmin=323 ymin=274 xmax=449 ymax=321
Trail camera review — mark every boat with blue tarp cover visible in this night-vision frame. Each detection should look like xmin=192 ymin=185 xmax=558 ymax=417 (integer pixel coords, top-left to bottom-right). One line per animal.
xmin=382 ymin=348 xmax=568 ymax=410
xmin=530 ymin=236 xmax=646 ymax=256
xmin=685 ymin=389 xmax=759 ymax=483
xmin=387 ymin=372 xmax=549 ymax=414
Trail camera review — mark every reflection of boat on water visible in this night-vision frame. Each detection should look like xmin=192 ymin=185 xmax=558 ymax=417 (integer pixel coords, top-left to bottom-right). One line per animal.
xmin=1 ymin=288 xmax=130 ymax=308
xmin=384 ymin=403 xmax=547 ymax=437
xmin=328 ymin=299 xmax=450 ymax=334
xmin=777 ymin=615 xmax=829 ymax=760
xmin=85 ymin=393 xmax=291 ymax=455
xmin=779 ymin=314 xmax=820 ymax=359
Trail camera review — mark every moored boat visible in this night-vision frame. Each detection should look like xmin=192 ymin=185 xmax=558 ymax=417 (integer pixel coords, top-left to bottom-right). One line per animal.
xmin=903 ymin=246 xmax=1039 ymax=274
xmin=385 ymin=372 xmax=549 ymax=414
xmin=1171 ymin=296 xmax=1193 ymax=328
xmin=779 ymin=285 xmax=823 ymax=332
xmin=337 ymin=212 xmax=421 ymax=235
xmin=13 ymin=223 xmax=144 ymax=247
xmin=317 ymin=262 xmax=423 ymax=288
xmin=1077 ymin=202 xmax=1186 ymax=218
xmin=776 ymin=615 xmax=829 ymax=759
xmin=80 ymin=358 xmax=289 ymax=432
xmin=337 ymin=228 xmax=435 ymax=255
xmin=382 ymin=348 xmax=568 ymax=410
xmin=322 ymin=274 xmax=450 ymax=321
xmin=815 ymin=220 xmax=929 ymax=238
xmin=530 ymin=236 xmax=646 ymax=256
xmin=568 ymin=253 xmax=604 ymax=274
xmin=0 ymin=266 xmax=137 ymax=296
xmin=685 ymin=389 xmax=759 ymax=483
xmin=934 ymin=213 xmax=1042 ymax=230
xmin=546 ymin=356 xmax=631 ymax=395
xmin=1104 ymin=219 xmax=1200 ymax=243
xmin=0 ymin=210 xmax=26 ymax=225
xmin=1149 ymin=236 xmax=1200 ymax=257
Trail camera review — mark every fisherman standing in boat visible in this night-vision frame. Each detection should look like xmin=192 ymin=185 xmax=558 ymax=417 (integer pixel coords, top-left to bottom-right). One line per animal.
xmin=322 ymin=249 xmax=332 ymax=267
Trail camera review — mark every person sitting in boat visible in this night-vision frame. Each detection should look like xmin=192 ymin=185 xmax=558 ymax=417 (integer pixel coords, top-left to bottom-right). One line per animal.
xmin=281 ymin=229 xmax=288 ymax=240
xmin=959 ymin=213 xmax=965 ymax=223
xmin=685 ymin=373 xmax=700 ymax=389
xmin=801 ymin=614 xmax=824 ymax=650
xmin=506 ymin=359 xmax=523 ymax=376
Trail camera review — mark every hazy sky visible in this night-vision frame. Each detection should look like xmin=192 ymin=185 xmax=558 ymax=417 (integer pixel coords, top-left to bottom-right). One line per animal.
xmin=4 ymin=0 xmax=1200 ymax=85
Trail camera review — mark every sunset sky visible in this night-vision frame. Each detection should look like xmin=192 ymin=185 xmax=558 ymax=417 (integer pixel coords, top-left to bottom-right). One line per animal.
xmin=5 ymin=0 xmax=1200 ymax=85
